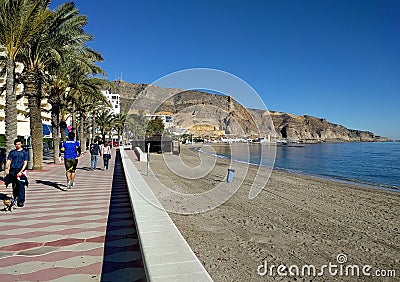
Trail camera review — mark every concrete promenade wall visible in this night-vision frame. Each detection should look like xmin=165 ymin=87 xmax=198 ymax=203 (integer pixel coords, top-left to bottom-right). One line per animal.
xmin=119 ymin=149 xmax=213 ymax=281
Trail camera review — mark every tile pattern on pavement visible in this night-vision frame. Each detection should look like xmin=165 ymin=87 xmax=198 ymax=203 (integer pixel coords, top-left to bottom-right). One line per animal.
xmin=0 ymin=150 xmax=145 ymax=281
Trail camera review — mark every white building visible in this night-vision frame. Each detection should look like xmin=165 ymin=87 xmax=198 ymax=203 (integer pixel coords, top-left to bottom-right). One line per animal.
xmin=101 ymin=90 xmax=120 ymax=114
xmin=0 ymin=50 xmax=52 ymax=139
xmin=146 ymin=114 xmax=174 ymax=130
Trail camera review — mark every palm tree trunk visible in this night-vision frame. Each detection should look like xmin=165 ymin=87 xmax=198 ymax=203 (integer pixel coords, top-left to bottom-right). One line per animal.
xmin=91 ymin=111 xmax=96 ymax=143
xmin=79 ymin=113 xmax=87 ymax=151
xmin=72 ymin=104 xmax=77 ymax=137
xmin=5 ymin=59 xmax=17 ymax=154
xmin=72 ymin=114 xmax=77 ymax=137
xmin=84 ymin=117 xmax=89 ymax=150
xmin=60 ymin=117 xmax=67 ymax=141
xmin=51 ymin=105 xmax=60 ymax=164
xmin=25 ymin=72 xmax=43 ymax=170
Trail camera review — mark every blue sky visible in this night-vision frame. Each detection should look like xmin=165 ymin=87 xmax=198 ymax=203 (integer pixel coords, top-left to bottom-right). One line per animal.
xmin=50 ymin=0 xmax=400 ymax=139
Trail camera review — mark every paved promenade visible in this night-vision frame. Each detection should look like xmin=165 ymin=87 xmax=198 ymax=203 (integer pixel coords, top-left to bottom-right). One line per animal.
xmin=0 ymin=151 xmax=146 ymax=281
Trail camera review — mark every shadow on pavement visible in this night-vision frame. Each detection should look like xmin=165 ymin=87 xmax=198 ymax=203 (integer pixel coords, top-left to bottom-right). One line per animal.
xmin=35 ymin=180 xmax=67 ymax=191
xmin=0 ymin=193 xmax=9 ymax=200
xmin=100 ymin=150 xmax=146 ymax=281
xmin=77 ymin=167 xmax=95 ymax=171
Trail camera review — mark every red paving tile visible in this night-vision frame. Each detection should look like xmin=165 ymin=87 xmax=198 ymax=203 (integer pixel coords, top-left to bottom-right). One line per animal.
xmin=0 ymin=274 xmax=20 ymax=281
xmin=0 ymin=256 xmax=31 ymax=267
xmin=0 ymin=151 xmax=145 ymax=281
xmin=86 ymin=235 xmax=106 ymax=243
xmin=0 ymin=242 xmax=43 ymax=252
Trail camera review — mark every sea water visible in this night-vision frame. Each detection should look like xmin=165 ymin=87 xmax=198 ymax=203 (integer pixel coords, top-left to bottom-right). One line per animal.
xmin=208 ymin=142 xmax=400 ymax=191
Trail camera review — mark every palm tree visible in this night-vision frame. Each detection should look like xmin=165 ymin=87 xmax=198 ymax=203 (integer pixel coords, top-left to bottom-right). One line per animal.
xmin=113 ymin=112 xmax=127 ymax=144
xmin=70 ymin=76 xmax=109 ymax=150
xmin=21 ymin=3 xmax=98 ymax=169
xmin=88 ymin=98 xmax=111 ymax=144
xmin=124 ymin=111 xmax=147 ymax=143
xmin=0 ymin=0 xmax=51 ymax=153
xmin=20 ymin=2 xmax=102 ymax=169
xmin=96 ymin=110 xmax=114 ymax=143
xmin=47 ymin=69 xmax=69 ymax=163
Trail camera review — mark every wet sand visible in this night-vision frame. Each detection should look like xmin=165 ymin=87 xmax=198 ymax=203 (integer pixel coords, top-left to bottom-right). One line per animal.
xmin=133 ymin=144 xmax=399 ymax=281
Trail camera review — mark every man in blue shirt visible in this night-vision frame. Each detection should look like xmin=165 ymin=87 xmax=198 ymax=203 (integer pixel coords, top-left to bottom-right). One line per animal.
xmin=4 ymin=138 xmax=29 ymax=207
xmin=61 ymin=132 xmax=81 ymax=189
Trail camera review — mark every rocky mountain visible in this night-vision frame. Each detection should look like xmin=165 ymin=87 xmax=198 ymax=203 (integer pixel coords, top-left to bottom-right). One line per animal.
xmin=112 ymin=80 xmax=387 ymax=143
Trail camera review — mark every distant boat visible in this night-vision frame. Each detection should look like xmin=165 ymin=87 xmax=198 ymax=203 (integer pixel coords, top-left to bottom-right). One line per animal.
xmin=276 ymin=139 xmax=287 ymax=145
xmin=287 ymin=139 xmax=301 ymax=144
xmin=252 ymin=135 xmax=272 ymax=143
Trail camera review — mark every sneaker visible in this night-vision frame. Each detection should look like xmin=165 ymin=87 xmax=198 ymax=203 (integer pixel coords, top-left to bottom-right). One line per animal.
xmin=17 ymin=203 xmax=24 ymax=207
xmin=67 ymin=180 xmax=71 ymax=189
xmin=70 ymin=182 xmax=74 ymax=188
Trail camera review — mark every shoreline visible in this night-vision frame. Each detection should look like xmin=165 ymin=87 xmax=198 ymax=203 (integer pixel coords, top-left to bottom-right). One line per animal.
xmin=195 ymin=143 xmax=400 ymax=192
xmin=134 ymin=144 xmax=400 ymax=281
xmin=271 ymin=165 xmax=400 ymax=193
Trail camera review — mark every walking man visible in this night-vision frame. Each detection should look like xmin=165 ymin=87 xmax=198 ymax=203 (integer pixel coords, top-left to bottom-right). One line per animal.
xmin=4 ymin=138 xmax=29 ymax=207
xmin=90 ymin=139 xmax=101 ymax=170
xmin=61 ymin=132 xmax=81 ymax=189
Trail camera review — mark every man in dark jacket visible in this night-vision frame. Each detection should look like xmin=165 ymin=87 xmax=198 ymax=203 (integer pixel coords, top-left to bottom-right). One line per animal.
xmin=90 ymin=139 xmax=101 ymax=170
xmin=4 ymin=138 xmax=29 ymax=207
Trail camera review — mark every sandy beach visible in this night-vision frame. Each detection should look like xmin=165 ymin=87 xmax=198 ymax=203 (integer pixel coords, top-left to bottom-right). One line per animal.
xmin=133 ymin=144 xmax=399 ymax=281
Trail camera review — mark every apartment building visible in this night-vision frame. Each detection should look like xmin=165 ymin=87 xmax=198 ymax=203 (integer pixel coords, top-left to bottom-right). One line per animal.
xmin=0 ymin=55 xmax=52 ymax=138
xmin=101 ymin=90 xmax=120 ymax=114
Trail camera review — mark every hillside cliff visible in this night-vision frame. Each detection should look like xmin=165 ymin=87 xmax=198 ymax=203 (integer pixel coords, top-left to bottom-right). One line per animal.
xmin=112 ymin=80 xmax=387 ymax=143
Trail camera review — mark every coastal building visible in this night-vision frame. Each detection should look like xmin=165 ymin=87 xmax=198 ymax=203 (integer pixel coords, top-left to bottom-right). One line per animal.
xmin=0 ymin=50 xmax=52 ymax=139
xmin=101 ymin=90 xmax=120 ymax=114
xmin=146 ymin=113 xmax=174 ymax=130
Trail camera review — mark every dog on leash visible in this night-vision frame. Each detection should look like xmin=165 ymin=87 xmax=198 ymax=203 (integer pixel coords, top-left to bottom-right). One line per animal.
xmin=2 ymin=198 xmax=16 ymax=212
